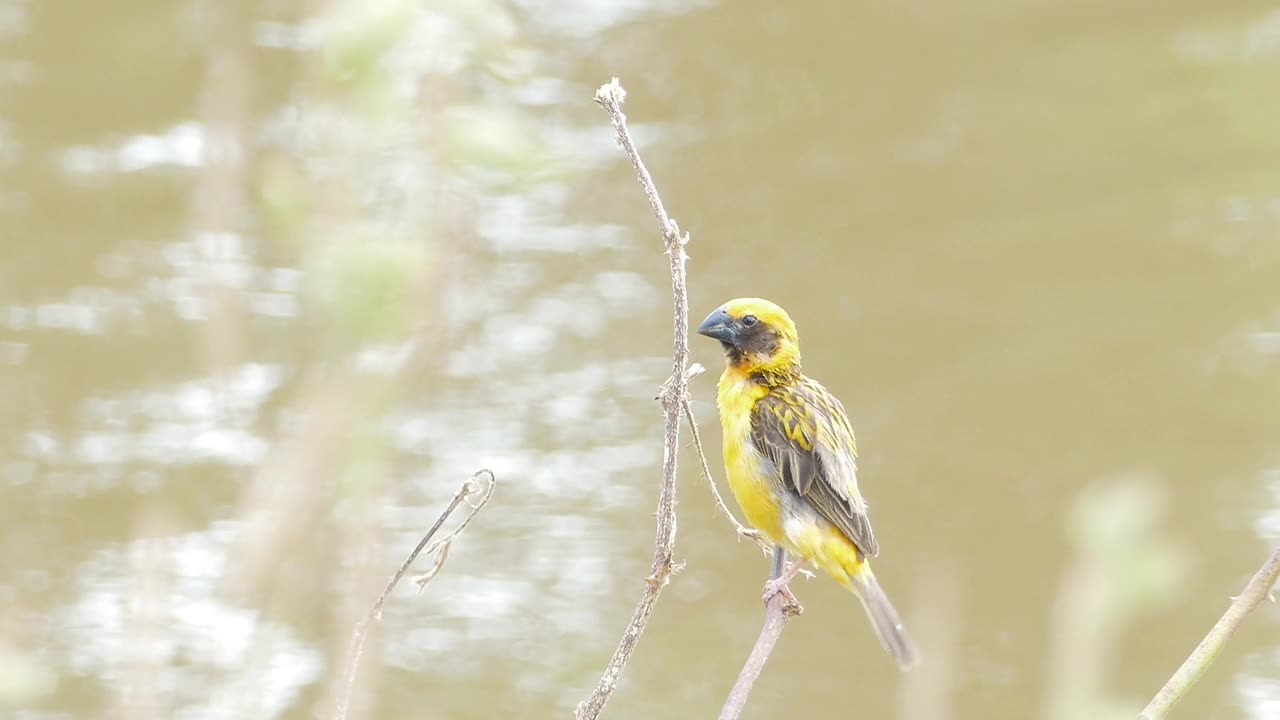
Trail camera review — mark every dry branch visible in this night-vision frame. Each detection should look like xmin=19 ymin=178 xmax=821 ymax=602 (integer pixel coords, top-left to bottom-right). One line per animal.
xmin=1137 ymin=546 xmax=1280 ymax=720
xmin=333 ymin=469 xmax=496 ymax=720
xmin=574 ymin=77 xmax=695 ymax=720
xmin=718 ymin=546 xmax=803 ymax=720
xmin=682 ymin=398 xmax=770 ymax=553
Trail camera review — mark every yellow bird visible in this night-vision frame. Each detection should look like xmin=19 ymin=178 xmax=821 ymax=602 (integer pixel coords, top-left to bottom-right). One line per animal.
xmin=697 ymin=297 xmax=919 ymax=670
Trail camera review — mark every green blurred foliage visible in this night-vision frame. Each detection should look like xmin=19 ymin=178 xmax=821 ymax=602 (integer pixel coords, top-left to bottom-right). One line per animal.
xmin=251 ymin=0 xmax=559 ymax=348
xmin=319 ymin=0 xmax=415 ymax=91
xmin=1071 ymin=480 xmax=1184 ymax=620
xmin=442 ymin=105 xmax=558 ymax=182
xmin=256 ymin=153 xmax=312 ymax=242
xmin=337 ymin=426 xmax=394 ymax=500
xmin=1046 ymin=478 xmax=1187 ymax=720
xmin=308 ymin=239 xmax=431 ymax=344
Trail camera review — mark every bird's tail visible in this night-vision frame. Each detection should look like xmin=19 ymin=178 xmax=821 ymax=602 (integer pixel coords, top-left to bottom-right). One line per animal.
xmin=846 ymin=565 xmax=921 ymax=671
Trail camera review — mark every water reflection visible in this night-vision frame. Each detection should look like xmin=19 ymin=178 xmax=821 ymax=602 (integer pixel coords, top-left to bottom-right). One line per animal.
xmin=3 ymin=1 xmax=1280 ymax=719
xmin=61 ymin=124 xmax=206 ymax=175
xmin=1238 ymin=661 xmax=1280 ymax=720
xmin=63 ymin=527 xmax=323 ymax=719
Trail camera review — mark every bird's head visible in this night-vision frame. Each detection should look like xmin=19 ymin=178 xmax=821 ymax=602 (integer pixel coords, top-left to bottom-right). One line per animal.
xmin=696 ymin=298 xmax=801 ymax=380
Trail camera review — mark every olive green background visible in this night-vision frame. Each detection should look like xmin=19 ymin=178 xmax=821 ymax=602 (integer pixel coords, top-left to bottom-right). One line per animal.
xmin=3 ymin=1 xmax=1279 ymax=718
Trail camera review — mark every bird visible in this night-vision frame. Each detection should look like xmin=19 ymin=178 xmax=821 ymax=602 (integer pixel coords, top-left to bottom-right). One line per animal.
xmin=696 ymin=297 xmax=920 ymax=670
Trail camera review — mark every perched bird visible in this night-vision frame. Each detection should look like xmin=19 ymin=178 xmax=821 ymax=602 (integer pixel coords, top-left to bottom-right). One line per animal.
xmin=697 ymin=297 xmax=919 ymax=670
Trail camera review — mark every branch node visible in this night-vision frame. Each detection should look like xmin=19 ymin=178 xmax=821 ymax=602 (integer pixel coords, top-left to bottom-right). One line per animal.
xmin=411 ymin=538 xmax=453 ymax=592
xmin=657 ymin=376 xmax=681 ymax=403
xmin=781 ymin=597 xmax=804 ymax=618
xmin=662 ymin=220 xmax=682 ymax=252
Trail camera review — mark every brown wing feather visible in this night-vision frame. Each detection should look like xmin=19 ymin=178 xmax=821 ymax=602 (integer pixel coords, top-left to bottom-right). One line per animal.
xmin=751 ymin=379 xmax=879 ymax=558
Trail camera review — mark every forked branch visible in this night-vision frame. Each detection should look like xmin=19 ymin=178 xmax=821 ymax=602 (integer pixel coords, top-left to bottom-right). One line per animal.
xmin=574 ymin=77 xmax=694 ymax=720
xmin=334 ymin=469 xmax=496 ymax=720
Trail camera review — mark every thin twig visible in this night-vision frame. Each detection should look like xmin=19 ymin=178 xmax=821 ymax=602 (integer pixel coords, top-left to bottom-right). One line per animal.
xmin=333 ymin=469 xmax=496 ymax=720
xmin=1138 ymin=546 xmax=1280 ymax=720
xmin=681 ymin=397 xmax=770 ymax=553
xmin=719 ymin=546 xmax=804 ymax=720
xmin=575 ymin=77 xmax=693 ymax=720
xmin=412 ymin=474 xmax=497 ymax=590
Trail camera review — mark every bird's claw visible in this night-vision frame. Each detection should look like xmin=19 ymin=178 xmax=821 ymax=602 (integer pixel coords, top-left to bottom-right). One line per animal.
xmin=762 ymin=577 xmax=796 ymax=605
xmin=762 ymin=577 xmax=804 ymax=616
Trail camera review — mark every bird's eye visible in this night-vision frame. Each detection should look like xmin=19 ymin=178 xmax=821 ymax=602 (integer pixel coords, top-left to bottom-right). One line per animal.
xmin=742 ymin=314 xmax=758 ymax=327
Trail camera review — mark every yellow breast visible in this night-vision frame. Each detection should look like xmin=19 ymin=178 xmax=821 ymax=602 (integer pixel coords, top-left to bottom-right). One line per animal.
xmin=716 ymin=368 xmax=785 ymax=542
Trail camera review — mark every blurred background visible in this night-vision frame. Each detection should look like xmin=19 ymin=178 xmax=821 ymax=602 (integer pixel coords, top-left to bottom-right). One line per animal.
xmin=3 ymin=1 xmax=1280 ymax=718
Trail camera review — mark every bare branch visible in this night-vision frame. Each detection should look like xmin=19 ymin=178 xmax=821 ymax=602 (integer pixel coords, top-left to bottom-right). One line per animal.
xmin=334 ymin=469 xmax=496 ymax=720
xmin=1138 ymin=546 xmax=1280 ymax=720
xmin=413 ymin=475 xmax=496 ymax=591
xmin=575 ymin=77 xmax=694 ymax=720
xmin=411 ymin=538 xmax=452 ymax=592
xmin=681 ymin=397 xmax=770 ymax=553
xmin=719 ymin=546 xmax=803 ymax=720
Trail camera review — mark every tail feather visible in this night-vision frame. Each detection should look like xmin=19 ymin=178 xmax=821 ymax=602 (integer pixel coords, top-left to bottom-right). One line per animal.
xmin=849 ymin=566 xmax=920 ymax=670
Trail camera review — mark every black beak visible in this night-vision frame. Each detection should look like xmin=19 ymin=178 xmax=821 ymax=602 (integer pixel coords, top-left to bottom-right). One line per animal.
xmin=696 ymin=307 xmax=736 ymax=344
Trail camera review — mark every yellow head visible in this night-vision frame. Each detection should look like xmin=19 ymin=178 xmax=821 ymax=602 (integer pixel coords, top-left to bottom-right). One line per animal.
xmin=696 ymin=298 xmax=802 ymax=381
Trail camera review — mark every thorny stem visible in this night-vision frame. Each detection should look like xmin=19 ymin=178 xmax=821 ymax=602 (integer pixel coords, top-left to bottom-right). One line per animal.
xmin=1137 ymin=546 xmax=1280 ymax=720
xmin=333 ymin=470 xmax=496 ymax=720
xmin=719 ymin=545 xmax=803 ymax=720
xmin=575 ymin=77 xmax=693 ymax=720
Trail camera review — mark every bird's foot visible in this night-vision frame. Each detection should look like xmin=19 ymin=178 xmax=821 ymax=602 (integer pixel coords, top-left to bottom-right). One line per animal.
xmin=762 ymin=577 xmax=796 ymax=605
xmin=761 ymin=577 xmax=804 ymax=616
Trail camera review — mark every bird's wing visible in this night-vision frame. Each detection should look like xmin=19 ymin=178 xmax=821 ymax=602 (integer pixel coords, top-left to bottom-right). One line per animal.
xmin=751 ymin=378 xmax=879 ymax=558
